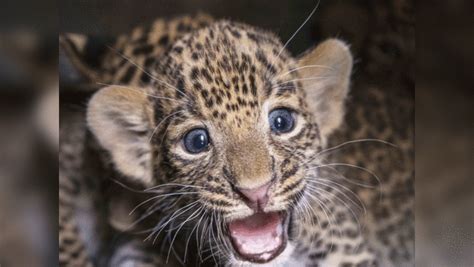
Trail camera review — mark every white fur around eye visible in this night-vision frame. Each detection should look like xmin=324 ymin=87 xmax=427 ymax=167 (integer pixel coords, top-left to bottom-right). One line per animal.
xmin=280 ymin=113 xmax=306 ymax=139
xmin=174 ymin=140 xmax=212 ymax=160
xmin=261 ymin=101 xmax=306 ymax=139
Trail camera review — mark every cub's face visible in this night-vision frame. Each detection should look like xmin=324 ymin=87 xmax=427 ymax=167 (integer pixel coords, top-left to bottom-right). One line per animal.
xmin=88 ymin=22 xmax=352 ymax=264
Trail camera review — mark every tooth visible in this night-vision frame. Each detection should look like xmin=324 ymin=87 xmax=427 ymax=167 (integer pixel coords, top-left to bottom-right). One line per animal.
xmin=276 ymin=223 xmax=282 ymax=235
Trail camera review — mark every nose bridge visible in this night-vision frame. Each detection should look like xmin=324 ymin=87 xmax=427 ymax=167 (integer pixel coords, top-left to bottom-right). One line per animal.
xmin=226 ymin=132 xmax=272 ymax=189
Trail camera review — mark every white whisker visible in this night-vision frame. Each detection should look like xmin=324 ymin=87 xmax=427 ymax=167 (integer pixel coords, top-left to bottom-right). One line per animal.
xmin=106 ymin=45 xmax=192 ymax=102
xmin=316 ymin=138 xmax=397 ymax=157
xmin=305 ymin=163 xmax=383 ymax=194
xmin=148 ymin=110 xmax=184 ymax=143
xmin=129 ymin=191 xmax=198 ymax=215
xmin=272 ymin=64 xmax=334 ymax=81
xmin=276 ymin=0 xmax=321 ymax=59
xmin=144 ymin=200 xmax=199 ymax=243
xmin=144 ymin=183 xmax=204 ymax=192
xmin=271 ymin=75 xmax=333 ymax=88
xmin=166 ymin=206 xmax=203 ymax=263
xmin=308 ymin=186 xmax=363 ymax=239
xmin=96 ymin=82 xmax=187 ymax=105
xmin=308 ymin=178 xmax=366 ymax=215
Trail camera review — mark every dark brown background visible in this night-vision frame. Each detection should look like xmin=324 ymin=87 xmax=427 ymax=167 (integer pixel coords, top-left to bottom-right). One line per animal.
xmin=0 ymin=0 xmax=472 ymax=266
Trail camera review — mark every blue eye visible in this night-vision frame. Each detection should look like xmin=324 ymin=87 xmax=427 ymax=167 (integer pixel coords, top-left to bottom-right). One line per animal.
xmin=269 ymin=108 xmax=295 ymax=133
xmin=183 ymin=128 xmax=210 ymax=154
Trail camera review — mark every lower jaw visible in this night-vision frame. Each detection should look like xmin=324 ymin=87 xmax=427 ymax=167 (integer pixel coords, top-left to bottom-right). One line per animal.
xmin=227 ymin=212 xmax=291 ymax=264
xmin=235 ymin=235 xmax=288 ymax=263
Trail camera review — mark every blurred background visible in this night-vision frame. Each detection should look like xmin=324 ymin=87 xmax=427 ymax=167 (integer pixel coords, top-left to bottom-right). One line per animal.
xmin=416 ymin=0 xmax=473 ymax=266
xmin=0 ymin=33 xmax=58 ymax=266
xmin=0 ymin=0 xmax=472 ymax=266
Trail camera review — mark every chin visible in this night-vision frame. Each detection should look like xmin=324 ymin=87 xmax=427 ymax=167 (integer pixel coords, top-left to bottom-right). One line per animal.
xmin=223 ymin=210 xmax=295 ymax=266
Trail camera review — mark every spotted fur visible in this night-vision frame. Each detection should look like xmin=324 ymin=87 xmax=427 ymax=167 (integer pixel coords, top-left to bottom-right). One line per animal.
xmin=60 ymin=12 xmax=413 ymax=267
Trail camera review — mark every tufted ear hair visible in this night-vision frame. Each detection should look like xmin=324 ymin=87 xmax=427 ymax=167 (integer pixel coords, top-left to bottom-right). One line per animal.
xmin=297 ymin=39 xmax=353 ymax=145
xmin=87 ymin=86 xmax=154 ymax=186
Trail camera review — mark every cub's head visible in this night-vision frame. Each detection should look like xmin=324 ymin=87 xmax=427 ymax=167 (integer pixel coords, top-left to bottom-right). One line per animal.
xmin=87 ymin=21 xmax=352 ymax=264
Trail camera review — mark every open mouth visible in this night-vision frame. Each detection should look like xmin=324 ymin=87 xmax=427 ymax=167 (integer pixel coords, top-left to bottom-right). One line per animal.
xmin=227 ymin=211 xmax=289 ymax=263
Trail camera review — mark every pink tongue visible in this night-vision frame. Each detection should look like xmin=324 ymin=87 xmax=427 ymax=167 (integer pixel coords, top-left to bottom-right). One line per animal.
xmin=228 ymin=212 xmax=283 ymax=259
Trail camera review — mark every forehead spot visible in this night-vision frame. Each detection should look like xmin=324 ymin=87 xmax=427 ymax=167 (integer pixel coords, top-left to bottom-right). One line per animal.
xmin=200 ymin=68 xmax=213 ymax=83
xmin=160 ymin=22 xmax=302 ymax=129
xmin=173 ymin=46 xmax=183 ymax=54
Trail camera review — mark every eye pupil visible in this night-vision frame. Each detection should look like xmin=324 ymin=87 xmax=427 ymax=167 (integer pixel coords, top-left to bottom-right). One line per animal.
xmin=269 ymin=108 xmax=294 ymax=133
xmin=275 ymin=116 xmax=286 ymax=130
xmin=193 ymin=134 xmax=206 ymax=148
xmin=184 ymin=128 xmax=209 ymax=154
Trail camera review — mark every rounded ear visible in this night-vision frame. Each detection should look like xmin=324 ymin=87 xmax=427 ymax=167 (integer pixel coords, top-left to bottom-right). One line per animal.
xmin=87 ymin=86 xmax=154 ymax=186
xmin=297 ymin=39 xmax=353 ymax=145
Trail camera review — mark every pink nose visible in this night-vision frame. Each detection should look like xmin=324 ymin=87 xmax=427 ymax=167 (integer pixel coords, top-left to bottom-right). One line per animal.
xmin=237 ymin=182 xmax=272 ymax=210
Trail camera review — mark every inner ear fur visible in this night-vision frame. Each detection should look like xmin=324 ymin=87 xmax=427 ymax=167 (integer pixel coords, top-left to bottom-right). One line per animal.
xmin=297 ymin=38 xmax=353 ymax=145
xmin=87 ymin=86 xmax=154 ymax=186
